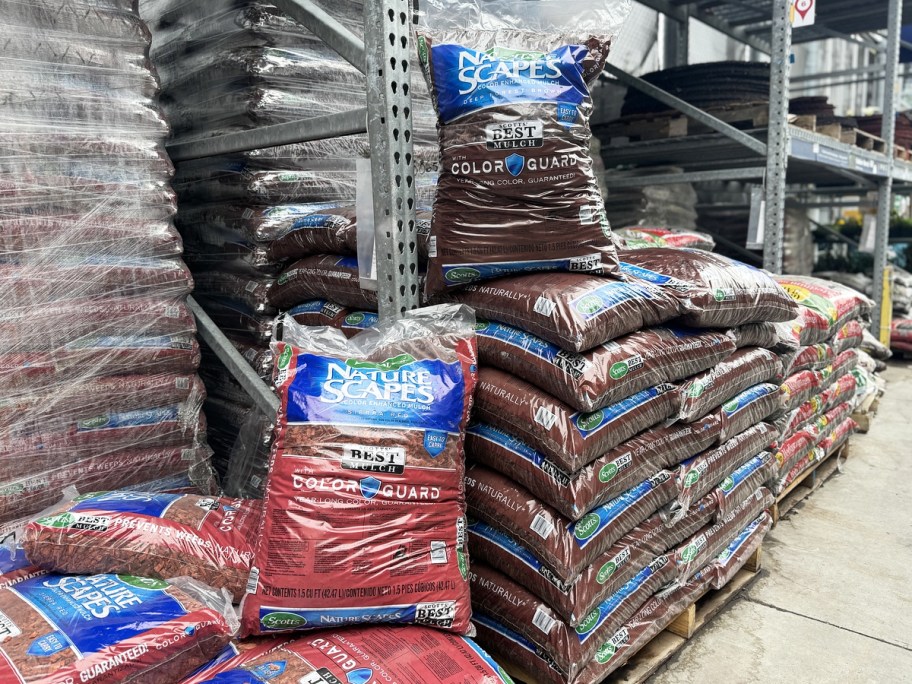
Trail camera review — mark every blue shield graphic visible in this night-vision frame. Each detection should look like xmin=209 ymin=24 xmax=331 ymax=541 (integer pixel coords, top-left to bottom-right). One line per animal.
xmin=359 ymin=477 xmax=382 ymax=499
xmin=348 ymin=669 xmax=374 ymax=684
xmin=505 ymin=153 xmax=525 ymax=176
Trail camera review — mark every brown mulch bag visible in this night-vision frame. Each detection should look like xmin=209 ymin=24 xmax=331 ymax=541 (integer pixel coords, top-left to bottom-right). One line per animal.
xmin=439 ymin=272 xmax=684 ymax=353
xmin=285 ymin=299 xmax=351 ymax=327
xmin=678 ymin=347 xmax=783 ymax=422
xmin=265 ymin=206 xmax=357 ymax=260
xmin=465 ymin=414 xmax=721 ymax=520
xmin=465 ymin=463 xmax=676 ymax=581
xmin=268 ymin=254 xmax=378 ymax=310
xmin=710 ymin=453 xmax=778 ymax=520
xmin=23 ymin=492 xmax=261 ymax=602
xmin=707 ymin=512 xmax=773 ymax=590
xmin=715 ymin=383 xmax=782 ymax=442
xmin=618 ymin=248 xmax=798 ymax=328
xmin=473 ymin=367 xmax=681 ymax=472
xmin=476 ymin=319 xmax=736 ymax=412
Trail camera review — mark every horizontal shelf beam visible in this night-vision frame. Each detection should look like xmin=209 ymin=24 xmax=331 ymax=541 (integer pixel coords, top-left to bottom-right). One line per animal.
xmin=602 ymin=65 xmax=768 ymax=156
xmin=167 ymin=108 xmax=367 ymax=161
xmin=270 ymin=0 xmax=366 ymax=72
xmin=187 ymin=297 xmax=280 ymax=417
xmin=635 ymin=0 xmax=771 ymax=53
xmin=603 ymin=166 xmax=765 ymax=187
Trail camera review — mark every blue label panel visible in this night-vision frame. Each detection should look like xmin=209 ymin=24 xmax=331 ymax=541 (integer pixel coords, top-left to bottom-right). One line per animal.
xmin=69 ymin=491 xmax=183 ymax=517
xmin=469 ymin=423 xmax=554 ymax=470
xmin=573 ymin=385 xmax=668 ymax=439
xmin=442 ymin=256 xmax=600 ymax=287
xmin=475 ymin=321 xmax=562 ymax=363
xmin=286 ymin=354 xmax=465 ymax=434
xmin=570 ymin=282 xmax=657 ymax=321
xmin=716 ymin=516 xmax=764 ymax=566
xmin=76 ymin=406 xmax=180 ymax=432
xmin=288 ymin=300 xmax=332 ymax=315
xmin=258 ymin=604 xmax=442 ymax=631
xmin=0 ymin=546 xmax=31 ymax=574
xmin=719 ymin=454 xmax=768 ymax=497
xmin=468 ymin=521 xmax=545 ymax=573
xmin=10 ymin=574 xmax=185 ymax=656
xmin=335 ymin=256 xmax=359 ymax=270
xmin=429 ymin=44 xmax=589 ymax=123
xmin=570 ymin=476 xmax=662 ymax=549
xmin=723 ymin=384 xmax=777 ymax=417
xmin=617 ymin=263 xmax=674 ymax=286
xmin=575 ymin=560 xmax=661 ymax=643
xmin=343 ymin=312 xmax=379 ymax=329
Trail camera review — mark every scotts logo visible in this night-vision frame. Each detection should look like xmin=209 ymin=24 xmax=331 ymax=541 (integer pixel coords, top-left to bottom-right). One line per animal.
xmin=575 ymin=608 xmax=601 ymax=635
xmin=456 ymin=47 xmax=560 ymax=96
xmin=37 ymin=513 xmax=75 ymax=529
xmin=683 ymin=470 xmax=701 ymax=488
xmin=444 ymin=267 xmax=481 ymax=284
xmin=713 ymin=288 xmax=729 ymax=301
xmin=77 ymin=415 xmax=111 ymax=430
xmin=609 ymin=362 xmax=628 ymax=380
xmin=687 ymin=382 xmax=706 ymax=398
xmin=474 ymin=319 xmax=491 ymax=331
xmin=723 ymin=398 xmax=740 ymax=413
xmin=680 ymin=544 xmax=699 ymax=562
xmin=261 ymin=612 xmax=307 ymax=630
xmin=277 ymin=345 xmax=293 ymax=370
xmin=595 ymin=628 xmax=629 ymax=663
xmin=576 ymin=410 xmax=604 ymax=432
xmin=346 ymin=354 xmax=415 ymax=373
xmin=574 ymin=513 xmax=601 ymax=541
xmin=575 ymin=295 xmax=603 ymax=316
xmin=117 ymin=575 xmax=168 ymax=591
xmin=596 ymin=561 xmax=617 ymax=584
xmin=345 ymin=313 xmax=365 ymax=325
xmin=719 ymin=476 xmax=735 ymax=492
xmin=598 ymin=462 xmax=618 ymax=483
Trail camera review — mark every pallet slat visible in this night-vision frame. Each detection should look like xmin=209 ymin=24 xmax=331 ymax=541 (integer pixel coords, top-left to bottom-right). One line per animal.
xmin=772 ymin=440 xmax=850 ymax=524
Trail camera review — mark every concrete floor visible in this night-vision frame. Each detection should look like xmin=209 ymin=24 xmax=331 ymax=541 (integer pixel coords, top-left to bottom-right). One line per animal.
xmin=650 ymin=362 xmax=912 ymax=684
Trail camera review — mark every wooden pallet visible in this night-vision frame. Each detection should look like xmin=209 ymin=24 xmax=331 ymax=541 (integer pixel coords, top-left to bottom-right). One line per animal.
xmin=894 ymin=144 xmax=910 ymax=161
xmin=602 ymin=101 xmax=769 ymax=142
xmin=503 ymin=550 xmax=763 ymax=684
xmin=771 ymin=441 xmax=850 ymax=525
xmin=853 ymin=129 xmax=887 ymax=153
xmin=789 ymin=114 xmax=816 ymax=132
xmin=851 ymin=392 xmax=881 ymax=434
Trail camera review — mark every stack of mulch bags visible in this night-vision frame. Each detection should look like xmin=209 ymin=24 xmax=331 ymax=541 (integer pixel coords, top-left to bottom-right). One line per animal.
xmin=459 ymin=248 xmax=799 ymax=683
xmin=141 ymin=0 xmax=438 ymax=486
xmin=769 ymin=276 xmax=874 ymax=495
xmin=0 ymin=0 xmax=214 ymax=532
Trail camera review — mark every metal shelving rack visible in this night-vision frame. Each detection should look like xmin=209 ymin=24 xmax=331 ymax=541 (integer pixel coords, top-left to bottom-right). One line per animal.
xmin=602 ymin=0 xmax=908 ymax=339
xmin=166 ymin=0 xmax=421 ymax=415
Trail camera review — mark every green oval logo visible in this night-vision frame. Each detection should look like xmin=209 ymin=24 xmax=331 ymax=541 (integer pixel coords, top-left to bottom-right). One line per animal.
xmin=77 ymin=415 xmax=110 ymax=430
xmin=598 ymin=463 xmax=619 ymax=483
xmin=473 ymin=319 xmax=490 ymax=331
xmin=277 ymin=271 xmax=292 ymax=285
xmin=714 ymin=288 xmax=727 ymax=301
xmin=574 ymin=513 xmax=601 ymax=541
xmin=723 ymin=399 xmax=739 ymax=413
xmin=117 ymin=576 xmax=168 ymax=591
xmin=687 ymin=382 xmax=705 ymax=398
xmin=444 ymin=267 xmax=481 ymax=284
xmin=596 ymin=561 xmax=617 ymax=584
xmin=261 ymin=612 xmax=307 ymax=630
xmin=345 ymin=312 xmax=365 ymax=325
xmin=37 ymin=513 xmax=74 ymax=529
xmin=577 ymin=410 xmax=604 ymax=432
xmin=680 ymin=544 xmax=699 ymax=562
xmin=277 ymin=345 xmax=293 ymax=370
xmin=457 ymin=550 xmax=469 ymax=580
xmin=595 ymin=642 xmax=617 ymax=664
xmin=683 ymin=470 xmax=701 ymax=488
xmin=719 ymin=476 xmax=735 ymax=492
xmin=575 ymin=608 xmax=601 ymax=635
xmin=609 ymin=362 xmax=629 ymax=380
xmin=575 ymin=295 xmax=603 ymax=316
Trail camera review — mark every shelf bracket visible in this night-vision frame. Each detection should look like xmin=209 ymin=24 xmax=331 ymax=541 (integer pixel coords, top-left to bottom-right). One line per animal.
xmin=602 ymin=65 xmax=767 ymax=156
xmin=270 ymin=0 xmax=366 ymax=72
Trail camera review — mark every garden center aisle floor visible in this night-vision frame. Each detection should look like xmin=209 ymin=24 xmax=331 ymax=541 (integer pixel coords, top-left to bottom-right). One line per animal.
xmin=650 ymin=362 xmax=912 ymax=683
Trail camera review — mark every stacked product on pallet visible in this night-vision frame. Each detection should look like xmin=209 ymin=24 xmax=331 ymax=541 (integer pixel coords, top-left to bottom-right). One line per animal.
xmin=0 ymin=0 xmax=214 ymax=531
xmin=141 ymin=0 xmax=438 ymax=486
xmin=768 ymin=276 xmax=873 ymax=496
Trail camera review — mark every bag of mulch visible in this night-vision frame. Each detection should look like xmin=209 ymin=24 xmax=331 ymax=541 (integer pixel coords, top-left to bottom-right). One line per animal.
xmin=241 ymin=305 xmax=477 ymax=636
xmin=476 ymin=320 xmax=736 ymax=412
xmin=818 ymin=416 xmax=857 ymax=456
xmin=781 ymin=343 xmax=835 ymax=376
xmin=834 ymin=320 xmax=864 ymax=353
xmin=812 ymin=401 xmax=854 ymax=445
xmin=0 ymin=545 xmax=44 ymax=589
xmin=193 ymin=296 xmax=275 ymax=345
xmin=616 ymin=227 xmax=716 ymax=251
xmin=831 ymin=348 xmax=860 ymax=380
xmin=337 ymin=310 xmax=381 ymax=337
xmin=716 ymin=383 xmax=781 ymax=442
xmin=774 ymin=430 xmax=817 ymax=476
xmin=775 ymin=275 xmax=873 ymax=342
xmin=439 ymin=272 xmax=684 ymax=352
xmin=466 ymin=414 xmax=720 ymax=520
xmin=780 ymin=369 xmax=827 ymax=413
xmin=862 ymin=328 xmax=892 ymax=360
xmin=184 ymin=625 xmax=513 ymax=684
xmin=23 ymin=492 xmax=261 ymax=602
xmin=265 ymin=206 xmax=357 ymax=261
xmin=0 ymin=574 xmax=236 ymax=684
xmin=467 ymin=519 xmax=650 ymax=627
xmin=678 ymin=347 xmax=783 ymax=422
xmin=672 ymin=486 xmax=773 ymax=581
xmin=618 ymin=249 xmax=798 ymax=328
xmin=192 ymin=272 xmax=276 ymax=314
xmin=269 ymin=255 xmax=379 ymax=310
xmin=821 ymin=375 xmax=857 ymax=413
xmin=286 ymin=299 xmax=351 ymax=328
xmin=474 ymin=367 xmax=680 ymax=472
xmin=669 ymin=422 xmax=777 ymax=517
xmin=711 ymin=453 xmax=778 ymax=520
xmin=707 ymin=512 xmax=773 ymax=590
xmin=471 ymin=556 xmax=672 ymax=682
xmin=773 ymin=395 xmax=823 ymax=439
xmin=416 ymin=0 xmax=630 ymax=293
xmin=732 ymin=321 xmax=781 ymax=350
xmin=466 ymin=463 xmax=675 ymax=581
xmin=180 ymin=637 xmax=293 ymax=684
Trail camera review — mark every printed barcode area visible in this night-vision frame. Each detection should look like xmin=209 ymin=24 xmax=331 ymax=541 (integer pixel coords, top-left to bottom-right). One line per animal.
xmin=245 ymin=566 xmax=260 ymax=594
xmin=430 ymin=541 xmax=448 ymax=564
xmin=530 ymin=512 xmax=555 ymax=539
xmin=532 ymin=605 xmax=556 ymax=635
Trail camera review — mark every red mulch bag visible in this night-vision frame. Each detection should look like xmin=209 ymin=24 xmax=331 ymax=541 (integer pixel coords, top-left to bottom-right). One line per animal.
xmin=476 ymin=319 xmax=736 ymax=412
xmin=179 ymin=637 xmax=293 ymax=684
xmin=775 ymin=275 xmax=873 ymax=342
xmin=268 ymin=255 xmax=378 ymax=310
xmin=466 ymin=463 xmax=675 ymax=581
xmin=440 ymin=272 xmax=684 ymax=352
xmin=781 ymin=343 xmax=835 ymax=376
xmin=0 ymin=574 xmax=235 ymax=684
xmin=0 ymin=545 xmax=44 ymax=589
xmin=716 ymin=383 xmax=781 ymax=442
xmin=773 ymin=396 xmax=823 ymax=438
xmin=731 ymin=321 xmax=781 ymax=350
xmin=416 ymin=0 xmax=628 ymax=294
xmin=678 ymin=347 xmax=783 ymax=422
xmin=471 ymin=557 xmax=673 ymax=681
xmin=891 ymin=318 xmax=912 ymax=351
xmin=618 ymin=248 xmax=798 ymax=328
xmin=707 ymin=512 xmax=773 ymax=590
xmin=821 ymin=374 xmax=857 ymax=412
xmin=466 ymin=415 xmax=720 ymax=520
xmin=774 ymin=430 xmax=817 ymax=477
xmin=831 ymin=348 xmax=860 ymax=379
xmin=834 ymin=320 xmax=864 ymax=353
xmin=780 ymin=369 xmax=827 ymax=413
xmin=474 ymin=367 xmax=680 ymax=472
xmin=241 ymin=305 xmax=477 ymax=636
xmin=818 ymin=416 xmax=857 ymax=456
xmin=23 ymin=491 xmax=261 ymax=601
xmin=184 ymin=626 xmax=513 ymax=683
